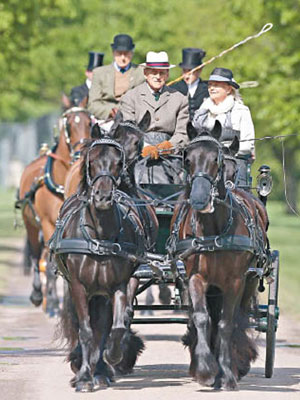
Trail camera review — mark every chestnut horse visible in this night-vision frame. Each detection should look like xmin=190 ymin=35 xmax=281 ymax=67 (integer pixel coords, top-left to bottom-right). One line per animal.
xmin=52 ymin=136 xmax=149 ymax=392
xmin=18 ymin=96 xmax=91 ymax=312
xmin=169 ymin=122 xmax=269 ymax=390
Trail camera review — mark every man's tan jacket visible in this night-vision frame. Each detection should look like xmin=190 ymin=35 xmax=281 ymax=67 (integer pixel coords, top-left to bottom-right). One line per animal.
xmin=88 ymin=63 xmax=145 ymax=119
xmin=119 ymin=82 xmax=189 ymax=146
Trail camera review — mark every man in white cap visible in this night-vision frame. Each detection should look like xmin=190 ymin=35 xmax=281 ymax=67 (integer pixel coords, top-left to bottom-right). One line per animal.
xmin=119 ymin=51 xmax=189 ymax=161
xmin=88 ymin=34 xmax=145 ymax=119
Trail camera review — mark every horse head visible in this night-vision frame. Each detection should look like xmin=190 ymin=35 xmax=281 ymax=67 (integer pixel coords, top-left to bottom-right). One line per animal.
xmin=185 ymin=121 xmax=225 ymax=213
xmin=80 ymin=136 xmax=126 ymax=210
xmin=59 ymin=94 xmax=91 ymax=160
xmin=111 ymin=111 xmax=150 ymax=165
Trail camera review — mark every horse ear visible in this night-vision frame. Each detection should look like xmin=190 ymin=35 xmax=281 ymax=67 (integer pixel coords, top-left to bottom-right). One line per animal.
xmin=112 ymin=124 xmax=123 ymax=141
xmin=61 ymin=92 xmax=71 ymax=110
xmin=114 ymin=110 xmax=123 ymax=123
xmin=138 ymin=111 xmax=151 ymax=131
xmin=79 ymin=95 xmax=88 ymax=108
xmin=211 ymin=120 xmax=222 ymax=141
xmin=91 ymin=124 xmax=102 ymax=139
xmin=187 ymin=121 xmax=198 ymax=141
xmin=229 ymin=135 xmax=239 ymax=156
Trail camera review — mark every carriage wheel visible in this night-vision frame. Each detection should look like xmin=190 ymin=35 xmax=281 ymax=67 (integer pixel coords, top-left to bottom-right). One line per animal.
xmin=265 ymin=250 xmax=279 ymax=378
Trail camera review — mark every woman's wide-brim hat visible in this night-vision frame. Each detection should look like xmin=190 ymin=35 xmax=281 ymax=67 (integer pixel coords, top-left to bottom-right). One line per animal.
xmin=207 ymin=67 xmax=240 ymax=89
xmin=140 ymin=51 xmax=176 ymax=69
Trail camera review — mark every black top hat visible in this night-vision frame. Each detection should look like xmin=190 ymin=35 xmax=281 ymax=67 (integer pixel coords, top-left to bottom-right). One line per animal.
xmin=111 ymin=34 xmax=135 ymax=51
xmin=87 ymin=52 xmax=105 ymax=71
xmin=179 ymin=48 xmax=206 ymax=69
xmin=208 ymin=67 xmax=240 ymax=89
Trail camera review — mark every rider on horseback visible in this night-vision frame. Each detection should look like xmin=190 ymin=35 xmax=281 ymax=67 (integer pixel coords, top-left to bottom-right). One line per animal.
xmin=70 ymin=51 xmax=105 ymax=106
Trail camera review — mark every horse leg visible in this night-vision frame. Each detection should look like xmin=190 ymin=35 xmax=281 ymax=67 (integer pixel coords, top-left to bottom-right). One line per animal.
xmin=45 ymin=251 xmax=60 ymax=316
xmin=70 ymin=279 xmax=94 ymax=392
xmin=23 ymin=236 xmax=32 ymax=276
xmin=124 ymin=277 xmax=139 ymax=324
xmin=103 ymin=284 xmax=127 ymax=366
xmin=188 ymin=273 xmax=218 ymax=386
xmin=214 ymin=281 xmax=244 ymax=391
xmin=92 ymin=297 xmax=115 ymax=389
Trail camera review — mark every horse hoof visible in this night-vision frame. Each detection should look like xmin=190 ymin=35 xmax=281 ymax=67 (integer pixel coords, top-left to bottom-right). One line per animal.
xmin=93 ymin=375 xmax=111 ymax=390
xmin=29 ymin=291 xmax=43 ymax=307
xmin=103 ymin=349 xmax=123 ymax=367
xmin=75 ymin=381 xmax=94 ymax=392
xmin=222 ymin=378 xmax=238 ymax=391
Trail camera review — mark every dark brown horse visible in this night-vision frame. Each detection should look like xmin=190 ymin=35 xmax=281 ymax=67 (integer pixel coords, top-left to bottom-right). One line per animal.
xmin=18 ymin=97 xmax=91 ymax=312
xmin=53 ymin=134 xmax=149 ymax=392
xmin=223 ymin=138 xmax=270 ymax=317
xmin=169 ymin=122 xmax=268 ymax=390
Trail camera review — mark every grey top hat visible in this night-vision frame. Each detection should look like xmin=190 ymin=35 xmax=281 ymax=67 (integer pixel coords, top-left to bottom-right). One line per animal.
xmin=87 ymin=52 xmax=105 ymax=71
xmin=179 ymin=48 xmax=206 ymax=69
xmin=111 ymin=34 xmax=135 ymax=51
xmin=208 ymin=67 xmax=240 ymax=89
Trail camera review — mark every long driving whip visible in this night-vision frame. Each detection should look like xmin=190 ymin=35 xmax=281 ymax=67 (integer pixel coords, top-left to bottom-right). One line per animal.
xmin=167 ymin=23 xmax=273 ymax=86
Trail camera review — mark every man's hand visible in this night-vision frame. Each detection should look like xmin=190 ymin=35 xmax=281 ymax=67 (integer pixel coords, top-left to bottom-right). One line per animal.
xmin=156 ymin=140 xmax=173 ymax=155
xmin=141 ymin=145 xmax=159 ymax=160
xmin=108 ymin=107 xmax=118 ymax=118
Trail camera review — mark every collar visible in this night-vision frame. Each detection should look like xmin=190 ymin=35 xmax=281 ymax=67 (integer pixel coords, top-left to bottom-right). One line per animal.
xmin=114 ymin=62 xmax=131 ymax=73
xmin=187 ymin=78 xmax=200 ymax=97
xmin=146 ymin=83 xmax=164 ymax=95
xmin=200 ymin=94 xmax=235 ymax=115
xmin=86 ymin=78 xmax=92 ymax=89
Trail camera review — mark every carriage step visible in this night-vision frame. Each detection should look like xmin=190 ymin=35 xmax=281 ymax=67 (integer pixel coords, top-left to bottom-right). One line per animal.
xmin=132 ymin=317 xmax=188 ymax=324
xmin=134 ymin=305 xmax=189 ymax=311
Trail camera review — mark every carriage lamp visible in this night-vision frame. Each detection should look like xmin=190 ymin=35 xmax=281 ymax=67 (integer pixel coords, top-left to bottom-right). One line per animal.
xmin=256 ymin=165 xmax=273 ymax=197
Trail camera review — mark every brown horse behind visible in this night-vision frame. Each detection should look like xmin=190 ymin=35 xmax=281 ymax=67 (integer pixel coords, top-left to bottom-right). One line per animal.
xmin=17 ymin=96 xmax=91 ymax=311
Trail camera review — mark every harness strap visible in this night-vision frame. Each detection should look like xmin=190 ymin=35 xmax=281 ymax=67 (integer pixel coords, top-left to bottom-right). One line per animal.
xmin=44 ymin=144 xmax=64 ymax=197
xmin=175 ymin=234 xmax=257 ymax=260
xmin=54 ymin=237 xmax=141 ymax=260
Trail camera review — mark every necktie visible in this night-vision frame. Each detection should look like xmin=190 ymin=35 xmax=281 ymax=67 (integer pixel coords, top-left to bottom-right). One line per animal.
xmin=153 ymin=92 xmax=160 ymax=101
xmin=120 ymin=68 xmax=126 ymax=74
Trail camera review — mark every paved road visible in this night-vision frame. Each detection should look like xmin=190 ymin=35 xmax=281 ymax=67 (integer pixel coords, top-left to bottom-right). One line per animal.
xmin=0 ymin=239 xmax=299 ymax=400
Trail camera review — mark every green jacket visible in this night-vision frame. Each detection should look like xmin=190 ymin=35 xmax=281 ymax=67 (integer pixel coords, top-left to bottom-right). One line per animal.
xmin=88 ymin=63 xmax=145 ymax=119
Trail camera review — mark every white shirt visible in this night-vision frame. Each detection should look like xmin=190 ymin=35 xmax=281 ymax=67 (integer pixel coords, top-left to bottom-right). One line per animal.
xmin=187 ymin=79 xmax=199 ymax=98
xmin=113 ymin=62 xmax=131 ymax=73
xmin=86 ymin=78 xmax=92 ymax=89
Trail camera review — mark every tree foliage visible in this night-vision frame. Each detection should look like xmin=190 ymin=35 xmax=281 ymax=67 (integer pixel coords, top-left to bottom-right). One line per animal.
xmin=1 ymin=0 xmax=299 ymax=204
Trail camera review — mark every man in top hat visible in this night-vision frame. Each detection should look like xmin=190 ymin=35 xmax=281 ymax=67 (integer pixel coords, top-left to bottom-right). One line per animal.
xmin=119 ymin=51 xmax=189 ymax=163
xmin=70 ymin=51 xmax=104 ymax=106
xmin=171 ymin=48 xmax=208 ymax=120
xmin=88 ymin=34 xmax=145 ymax=120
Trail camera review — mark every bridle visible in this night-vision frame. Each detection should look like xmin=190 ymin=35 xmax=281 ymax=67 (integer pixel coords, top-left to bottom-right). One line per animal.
xmin=184 ymin=135 xmax=224 ymax=212
xmin=224 ymin=153 xmax=238 ymax=189
xmin=185 ymin=135 xmax=224 ymax=185
xmin=85 ymin=137 xmax=126 ymax=189
xmin=61 ymin=107 xmax=92 ymax=160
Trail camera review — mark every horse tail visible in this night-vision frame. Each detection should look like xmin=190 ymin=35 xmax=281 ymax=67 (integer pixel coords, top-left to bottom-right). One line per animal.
xmin=55 ymin=285 xmax=79 ymax=351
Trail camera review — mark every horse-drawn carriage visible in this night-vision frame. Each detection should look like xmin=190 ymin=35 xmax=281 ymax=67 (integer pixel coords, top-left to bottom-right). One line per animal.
xmin=18 ymin=108 xmax=280 ymax=392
